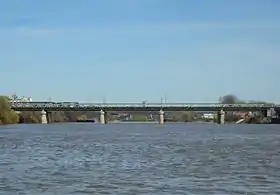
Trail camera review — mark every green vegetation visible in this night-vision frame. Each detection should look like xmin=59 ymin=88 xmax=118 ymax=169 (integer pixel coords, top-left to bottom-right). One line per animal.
xmin=17 ymin=110 xmax=99 ymax=124
xmin=165 ymin=111 xmax=197 ymax=122
xmin=0 ymin=96 xmax=19 ymax=124
xmin=77 ymin=114 xmax=88 ymax=121
xmin=130 ymin=115 xmax=148 ymax=121
xmin=19 ymin=111 xmax=40 ymax=123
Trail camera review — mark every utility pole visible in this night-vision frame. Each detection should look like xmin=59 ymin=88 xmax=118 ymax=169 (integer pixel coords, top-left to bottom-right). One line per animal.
xmin=164 ymin=95 xmax=167 ymax=105
xmin=12 ymin=93 xmax=17 ymax=101
xmin=142 ymin=100 xmax=147 ymax=107
xmin=161 ymin=97 xmax=163 ymax=107
xmin=103 ymin=96 xmax=106 ymax=105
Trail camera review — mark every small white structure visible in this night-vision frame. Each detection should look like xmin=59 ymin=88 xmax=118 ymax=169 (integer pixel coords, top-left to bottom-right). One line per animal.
xmin=159 ymin=110 xmax=164 ymax=124
xmin=41 ymin=110 xmax=48 ymax=124
xmin=202 ymin=113 xmax=216 ymax=119
xmin=100 ymin=110 xmax=105 ymax=124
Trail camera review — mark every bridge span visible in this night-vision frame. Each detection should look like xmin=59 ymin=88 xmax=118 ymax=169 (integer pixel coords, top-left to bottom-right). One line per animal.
xmin=10 ymin=102 xmax=276 ymax=124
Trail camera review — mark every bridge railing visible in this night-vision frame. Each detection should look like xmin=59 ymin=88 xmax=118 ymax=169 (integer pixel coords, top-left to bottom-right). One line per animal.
xmin=10 ymin=102 xmax=275 ymax=108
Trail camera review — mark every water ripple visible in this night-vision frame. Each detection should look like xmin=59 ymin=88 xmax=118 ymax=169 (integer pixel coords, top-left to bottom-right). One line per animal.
xmin=0 ymin=123 xmax=280 ymax=194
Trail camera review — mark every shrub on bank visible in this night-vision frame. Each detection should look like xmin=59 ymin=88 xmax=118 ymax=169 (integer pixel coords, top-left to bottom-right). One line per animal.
xmin=0 ymin=96 xmax=19 ymax=124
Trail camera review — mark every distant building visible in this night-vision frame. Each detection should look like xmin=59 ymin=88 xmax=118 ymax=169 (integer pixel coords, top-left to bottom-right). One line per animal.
xmin=10 ymin=95 xmax=33 ymax=102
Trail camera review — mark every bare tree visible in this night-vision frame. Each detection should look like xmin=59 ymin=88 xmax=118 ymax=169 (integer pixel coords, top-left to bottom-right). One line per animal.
xmin=219 ymin=94 xmax=239 ymax=104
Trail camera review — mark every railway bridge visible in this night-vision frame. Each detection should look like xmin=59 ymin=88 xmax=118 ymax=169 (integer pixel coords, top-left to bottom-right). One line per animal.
xmin=10 ymin=102 xmax=276 ymax=124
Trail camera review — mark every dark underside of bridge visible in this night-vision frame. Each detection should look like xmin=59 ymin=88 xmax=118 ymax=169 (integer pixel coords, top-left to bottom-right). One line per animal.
xmin=271 ymin=118 xmax=280 ymax=124
xmin=270 ymin=108 xmax=280 ymax=124
xmin=12 ymin=106 xmax=272 ymax=112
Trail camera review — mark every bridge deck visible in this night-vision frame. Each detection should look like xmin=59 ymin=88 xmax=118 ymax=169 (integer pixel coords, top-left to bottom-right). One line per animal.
xmin=10 ymin=102 xmax=275 ymax=112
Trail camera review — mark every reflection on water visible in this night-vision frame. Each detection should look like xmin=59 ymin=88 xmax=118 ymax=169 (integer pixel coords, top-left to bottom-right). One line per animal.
xmin=1 ymin=123 xmax=280 ymax=194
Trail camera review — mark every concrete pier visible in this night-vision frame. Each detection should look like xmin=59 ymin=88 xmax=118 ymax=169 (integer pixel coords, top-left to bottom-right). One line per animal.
xmin=100 ymin=110 xmax=105 ymax=124
xmin=41 ymin=110 xmax=48 ymax=124
xmin=219 ymin=109 xmax=225 ymax=124
xmin=159 ymin=110 xmax=164 ymax=124
xmin=267 ymin=108 xmax=276 ymax=118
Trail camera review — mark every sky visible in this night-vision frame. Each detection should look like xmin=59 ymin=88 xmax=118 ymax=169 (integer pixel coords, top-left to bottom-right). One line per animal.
xmin=0 ymin=0 xmax=279 ymax=103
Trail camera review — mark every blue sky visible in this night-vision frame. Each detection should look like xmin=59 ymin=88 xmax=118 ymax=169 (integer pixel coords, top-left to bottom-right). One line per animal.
xmin=0 ymin=0 xmax=279 ymax=103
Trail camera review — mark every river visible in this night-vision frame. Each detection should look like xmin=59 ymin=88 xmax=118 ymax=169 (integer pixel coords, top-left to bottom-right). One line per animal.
xmin=0 ymin=123 xmax=280 ymax=194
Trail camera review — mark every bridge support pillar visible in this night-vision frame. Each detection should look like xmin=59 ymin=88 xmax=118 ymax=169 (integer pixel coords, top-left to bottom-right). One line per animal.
xmin=219 ymin=109 xmax=225 ymax=124
xmin=41 ymin=110 xmax=48 ymax=124
xmin=159 ymin=110 xmax=164 ymax=125
xmin=100 ymin=110 xmax=105 ymax=124
xmin=267 ymin=108 xmax=275 ymax=118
